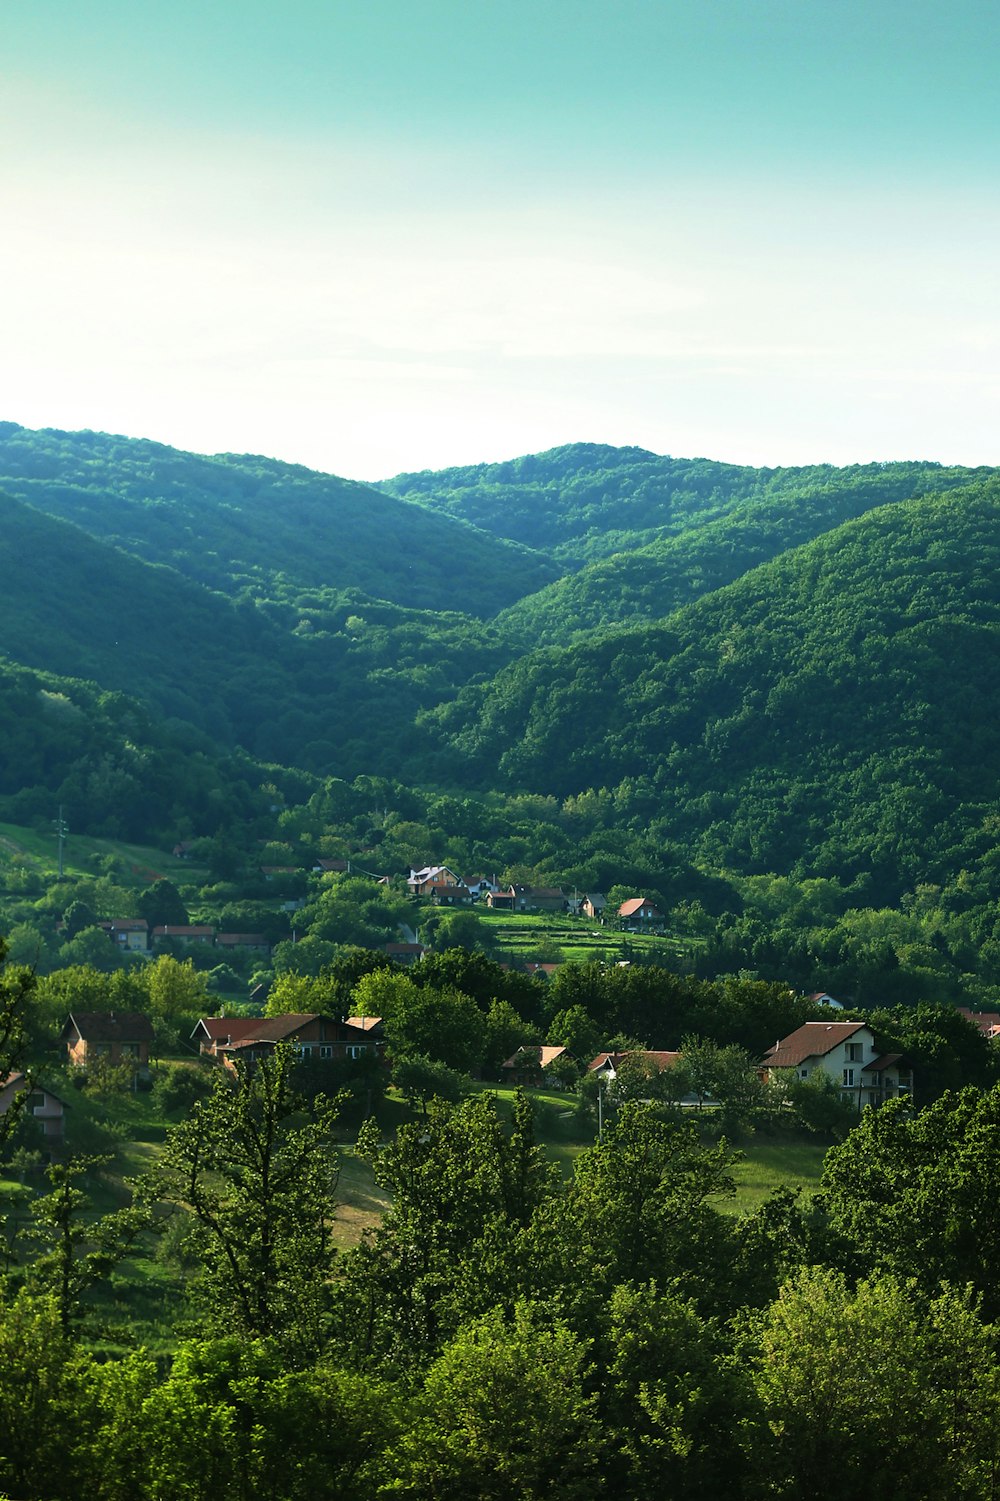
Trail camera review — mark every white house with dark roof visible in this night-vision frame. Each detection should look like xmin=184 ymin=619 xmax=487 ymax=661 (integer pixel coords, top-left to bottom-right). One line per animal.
xmin=761 ymin=1021 xmax=913 ymax=1108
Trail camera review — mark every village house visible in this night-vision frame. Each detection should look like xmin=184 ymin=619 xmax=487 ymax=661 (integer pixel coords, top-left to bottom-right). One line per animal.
xmin=0 ymin=1073 xmax=66 ymax=1141
xmin=407 ymin=865 xmax=461 ymax=897
xmin=152 ymin=924 xmax=215 ymax=946
xmin=103 ymin=919 xmax=149 ymax=953
xmin=425 ymin=881 xmax=473 ymax=907
xmin=385 ymin=941 xmax=426 ymax=965
xmin=618 ymin=896 xmax=665 ymax=927
xmin=61 ymin=1012 xmax=155 ymax=1071
xmin=214 ymin=932 xmax=271 ymax=955
xmin=192 ymin=1013 xmax=382 ymax=1073
xmin=760 ymin=1021 xmax=913 ymax=1108
xmin=525 ymin=887 xmax=567 ymax=913
xmin=501 ymin=1044 xmax=574 ymax=1087
xmin=582 ymin=894 xmax=608 ymax=920
xmin=485 ymin=886 xmax=516 ymax=911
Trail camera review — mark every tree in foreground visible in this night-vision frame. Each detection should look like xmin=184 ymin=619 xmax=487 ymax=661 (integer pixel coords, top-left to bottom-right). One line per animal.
xmin=386 ymin=1302 xmax=602 ymax=1499
xmin=160 ymin=1043 xmax=340 ymax=1354
xmin=747 ymin=1266 xmax=1000 ymax=1500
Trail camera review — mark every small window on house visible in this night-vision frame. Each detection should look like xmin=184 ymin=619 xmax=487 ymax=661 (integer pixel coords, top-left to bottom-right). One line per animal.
xmin=320 ymin=1045 xmax=333 ymax=1059
xmin=847 ymin=1043 xmax=862 ymax=1062
xmin=843 ymin=1068 xmax=854 ymax=1086
xmin=800 ymin=1069 xmax=808 ymax=1079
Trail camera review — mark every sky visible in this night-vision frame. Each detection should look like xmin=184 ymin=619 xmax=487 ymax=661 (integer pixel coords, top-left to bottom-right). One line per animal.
xmin=2 ymin=0 xmax=999 ymax=480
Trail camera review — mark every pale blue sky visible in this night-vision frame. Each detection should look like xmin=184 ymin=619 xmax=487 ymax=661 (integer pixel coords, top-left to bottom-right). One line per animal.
xmin=2 ymin=1 xmax=998 ymax=477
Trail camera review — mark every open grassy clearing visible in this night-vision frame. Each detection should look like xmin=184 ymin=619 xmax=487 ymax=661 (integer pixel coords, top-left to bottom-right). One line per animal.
xmin=0 ymin=819 xmax=209 ymax=888
xmin=476 ymin=908 xmax=698 ymax=968
xmin=721 ymin=1139 xmax=829 ymax=1216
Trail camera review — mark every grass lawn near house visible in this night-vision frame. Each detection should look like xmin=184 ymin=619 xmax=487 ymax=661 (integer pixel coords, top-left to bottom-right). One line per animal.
xmin=722 ymin=1138 xmax=829 ymax=1216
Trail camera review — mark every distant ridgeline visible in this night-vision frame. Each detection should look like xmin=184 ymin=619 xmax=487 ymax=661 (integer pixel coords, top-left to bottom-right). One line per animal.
xmin=3 ymin=420 xmax=1000 ymax=921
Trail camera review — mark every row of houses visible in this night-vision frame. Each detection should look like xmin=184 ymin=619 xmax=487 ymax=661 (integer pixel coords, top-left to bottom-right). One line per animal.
xmin=405 ymin=867 xmax=665 ymax=924
xmin=502 ymin=1021 xmax=914 ymax=1108
xmin=102 ymin=921 xmax=272 ymax=956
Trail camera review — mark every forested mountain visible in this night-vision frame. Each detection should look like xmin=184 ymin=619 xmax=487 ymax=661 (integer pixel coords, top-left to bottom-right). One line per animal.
xmin=494 ymin=464 xmax=993 ymax=647
xmin=0 ymin=423 xmax=555 ymax=616
xmin=8 ymin=418 xmax=1000 ymax=948
xmin=384 ymin=443 xmax=995 ymax=573
xmin=0 ymin=484 xmax=517 ymax=777
xmin=384 ymin=443 xmax=770 ymax=565
xmin=427 ymin=479 xmax=1000 ymax=902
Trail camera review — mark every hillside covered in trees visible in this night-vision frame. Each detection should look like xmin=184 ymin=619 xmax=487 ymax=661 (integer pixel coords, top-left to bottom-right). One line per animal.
xmin=5 ymin=422 xmax=1000 ymax=1002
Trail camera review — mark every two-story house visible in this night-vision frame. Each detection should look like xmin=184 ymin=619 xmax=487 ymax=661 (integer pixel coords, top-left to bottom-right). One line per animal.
xmin=761 ymin=1021 xmax=913 ymax=1108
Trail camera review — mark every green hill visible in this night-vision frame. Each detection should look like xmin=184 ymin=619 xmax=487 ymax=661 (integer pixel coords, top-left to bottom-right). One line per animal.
xmin=426 ymin=479 xmax=1000 ymax=900
xmin=495 ymin=464 xmax=994 ymax=647
xmin=0 ymin=422 xmax=557 ymax=616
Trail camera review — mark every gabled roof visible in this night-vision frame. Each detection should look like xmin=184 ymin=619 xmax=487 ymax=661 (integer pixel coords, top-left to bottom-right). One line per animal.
xmin=0 ymin=1073 xmax=66 ymax=1106
xmin=619 ymin=896 xmax=661 ymax=917
xmin=345 ymin=1015 xmax=383 ymax=1032
xmin=762 ymin=1020 xmax=867 ymax=1069
xmin=862 ymin=1052 xmax=907 ymax=1074
xmin=191 ymin=1016 xmax=261 ymax=1043
xmin=588 ymin=1049 xmax=681 ymax=1072
xmin=501 ymin=1044 xmax=570 ymax=1070
xmin=209 ymin=1014 xmax=376 ymax=1051
xmin=62 ymin=1012 xmax=155 ymax=1043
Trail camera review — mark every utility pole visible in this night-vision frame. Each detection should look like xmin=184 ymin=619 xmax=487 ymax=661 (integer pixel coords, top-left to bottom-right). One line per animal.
xmin=53 ymin=805 xmax=68 ymax=879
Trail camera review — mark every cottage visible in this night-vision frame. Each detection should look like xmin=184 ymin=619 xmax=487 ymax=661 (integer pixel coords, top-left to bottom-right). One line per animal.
xmin=582 ymin=894 xmax=608 ymax=920
xmin=618 ymin=897 xmax=665 ymax=927
xmin=501 ymin=1044 xmax=574 ymax=1087
xmin=61 ymin=1012 xmax=155 ymax=1070
xmin=104 ymin=919 xmax=149 ymax=953
xmin=407 ymin=866 xmax=461 ymax=897
xmin=152 ymin=924 xmax=215 ymax=946
xmin=761 ymin=1021 xmax=913 ymax=1108
xmin=0 ymin=1073 xmax=66 ymax=1140
xmin=425 ymin=881 xmax=473 ymax=907
xmin=215 ymin=932 xmax=271 ymax=954
xmin=525 ymin=887 xmax=567 ymax=913
xmin=385 ymin=942 xmax=426 ymax=966
xmin=193 ymin=1013 xmax=381 ymax=1073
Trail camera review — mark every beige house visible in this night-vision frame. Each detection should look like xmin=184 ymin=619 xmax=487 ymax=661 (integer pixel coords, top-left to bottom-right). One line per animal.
xmin=761 ymin=1021 xmax=913 ymax=1108
xmin=0 ymin=1073 xmax=66 ymax=1140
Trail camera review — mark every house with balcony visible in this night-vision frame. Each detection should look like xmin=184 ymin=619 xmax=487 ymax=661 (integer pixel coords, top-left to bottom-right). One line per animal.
xmin=761 ymin=1021 xmax=913 ymax=1108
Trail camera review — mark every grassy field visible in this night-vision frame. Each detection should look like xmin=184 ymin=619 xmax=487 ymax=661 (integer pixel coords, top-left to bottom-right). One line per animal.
xmin=722 ymin=1139 xmax=828 ymax=1215
xmin=477 ymin=908 xmax=698 ymax=968
xmin=331 ymin=1084 xmax=831 ymax=1240
xmin=0 ymin=819 xmax=209 ymax=889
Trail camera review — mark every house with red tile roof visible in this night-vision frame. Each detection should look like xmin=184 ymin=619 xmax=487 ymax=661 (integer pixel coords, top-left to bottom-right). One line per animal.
xmin=501 ymin=1044 xmax=574 ymax=1087
xmin=618 ymin=897 xmax=664 ymax=926
xmin=761 ymin=1021 xmax=913 ymax=1108
xmin=101 ymin=918 xmax=149 ymax=952
xmin=152 ymin=924 xmax=215 ymax=945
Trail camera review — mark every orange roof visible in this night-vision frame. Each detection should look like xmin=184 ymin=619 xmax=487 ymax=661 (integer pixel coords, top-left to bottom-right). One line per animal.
xmin=619 ymin=896 xmax=661 ymax=917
